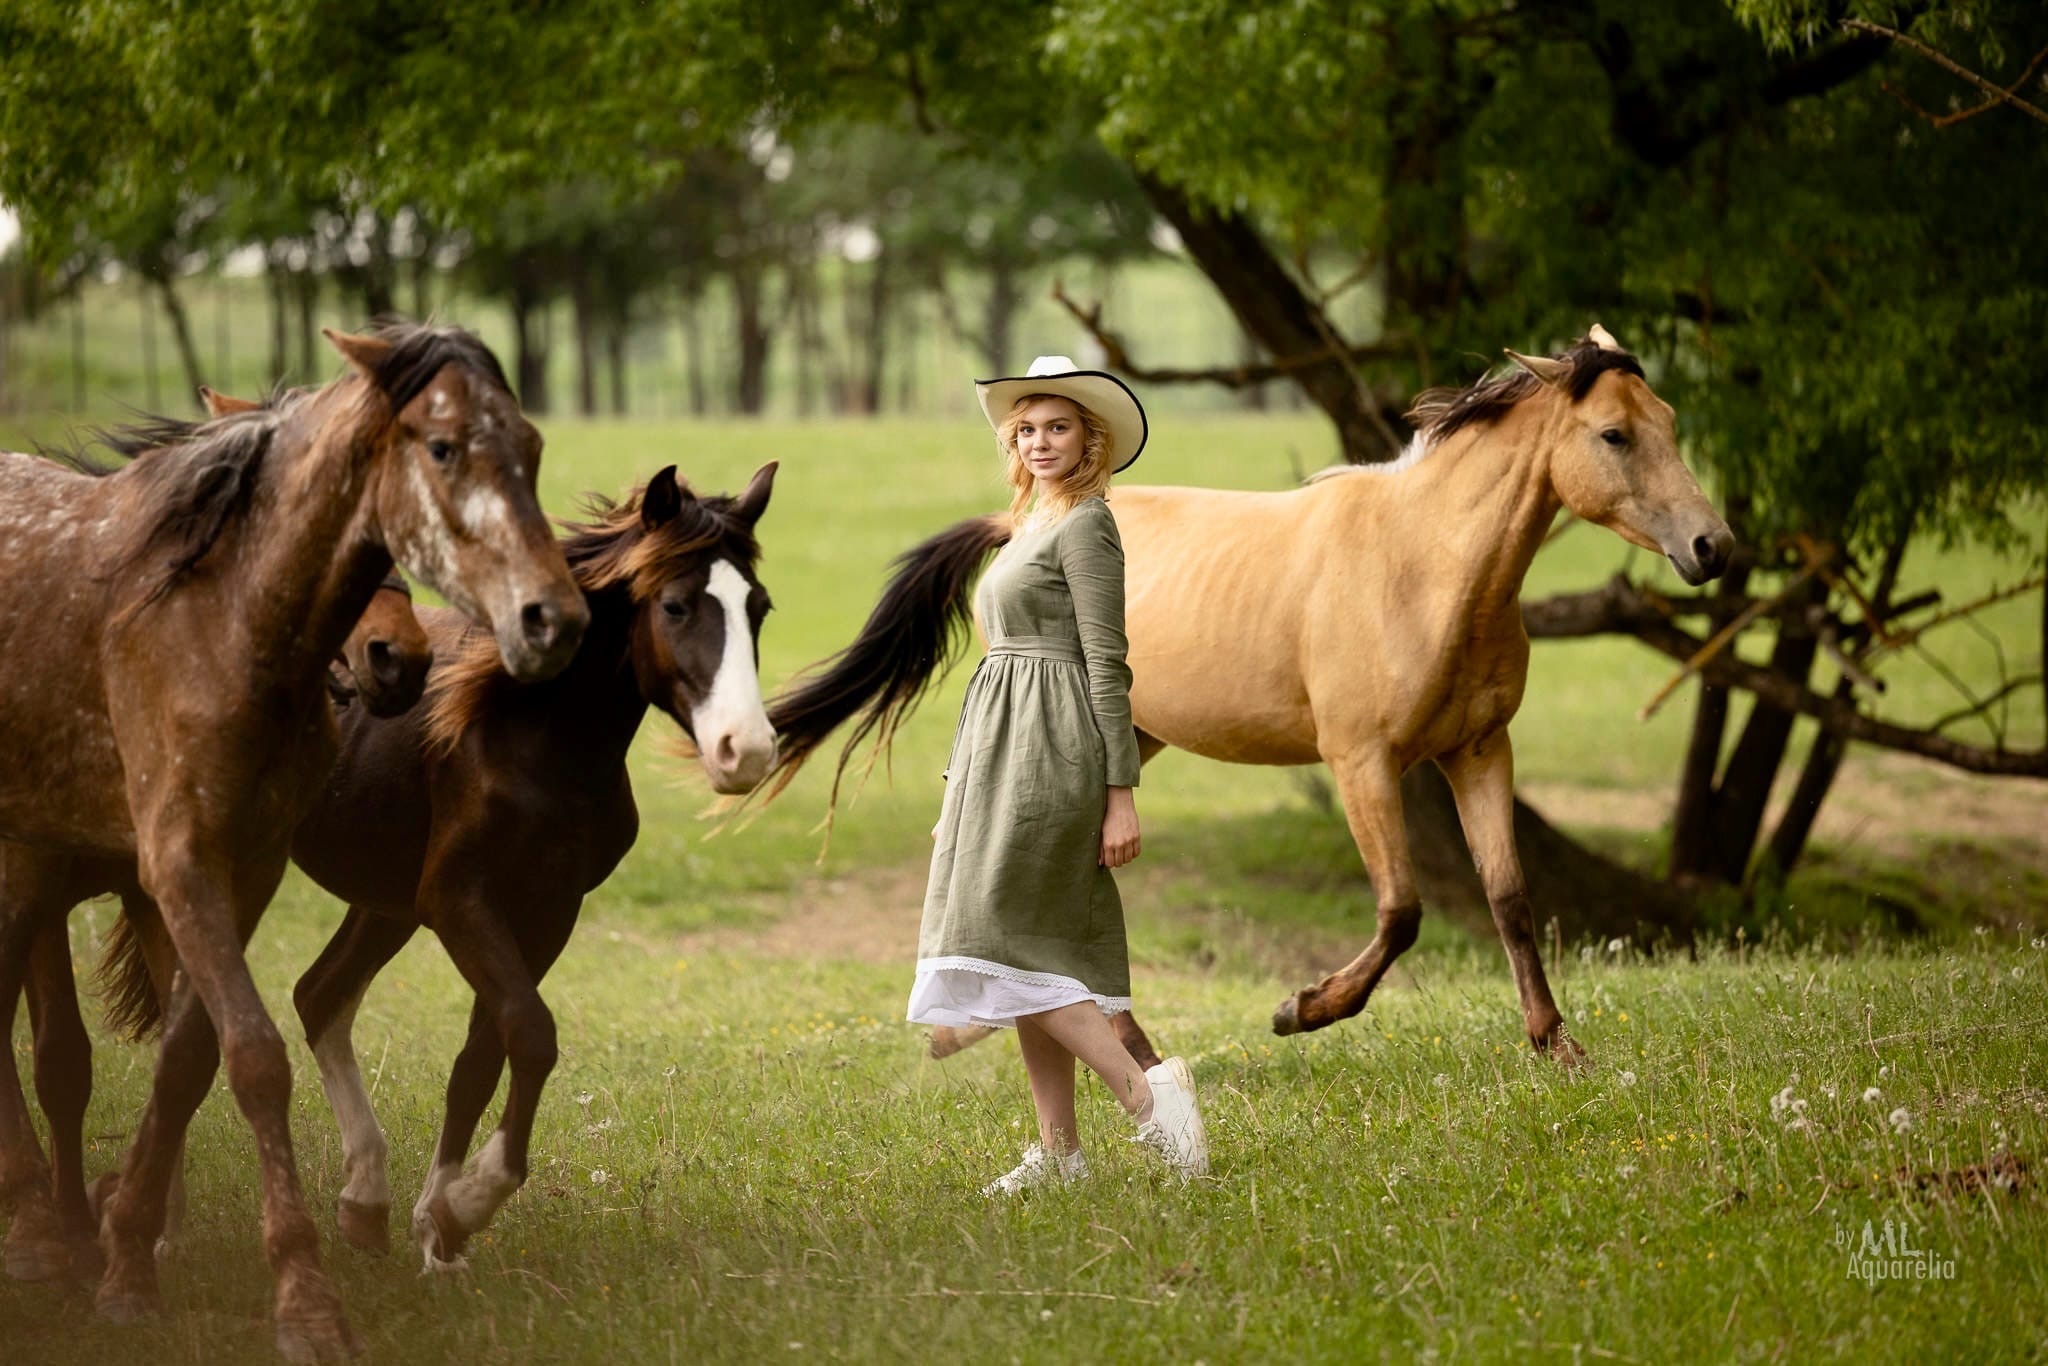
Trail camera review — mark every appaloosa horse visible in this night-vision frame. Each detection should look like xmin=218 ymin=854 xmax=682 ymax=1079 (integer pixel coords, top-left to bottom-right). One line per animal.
xmin=0 ymin=572 xmax=430 ymax=1282
xmin=763 ymin=328 xmax=1732 ymax=1065
xmin=0 ymin=322 xmax=584 ymax=1358
xmin=97 ymin=463 xmax=780 ymax=1270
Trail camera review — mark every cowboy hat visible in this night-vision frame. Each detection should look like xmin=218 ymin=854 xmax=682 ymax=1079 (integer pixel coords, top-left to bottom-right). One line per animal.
xmin=975 ymin=355 xmax=1148 ymax=472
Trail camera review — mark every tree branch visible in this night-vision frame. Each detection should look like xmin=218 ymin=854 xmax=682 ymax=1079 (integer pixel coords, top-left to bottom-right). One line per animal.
xmin=1523 ymin=576 xmax=2048 ymax=777
xmin=1048 ymin=280 xmax=1407 ymax=390
xmin=1843 ymin=19 xmax=2048 ymax=128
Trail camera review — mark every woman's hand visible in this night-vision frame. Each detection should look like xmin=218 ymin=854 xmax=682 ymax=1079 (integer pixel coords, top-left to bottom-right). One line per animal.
xmin=1100 ymin=786 xmax=1140 ymax=868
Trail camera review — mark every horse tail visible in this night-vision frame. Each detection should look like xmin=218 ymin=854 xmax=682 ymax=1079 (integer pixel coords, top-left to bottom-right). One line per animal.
xmin=96 ymin=903 xmax=166 ymax=1041
xmin=758 ymin=513 xmax=1011 ymax=813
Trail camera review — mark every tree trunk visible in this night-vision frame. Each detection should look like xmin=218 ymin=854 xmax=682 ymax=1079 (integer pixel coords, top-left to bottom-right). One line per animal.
xmin=70 ymin=293 xmax=86 ymax=412
xmin=1667 ymin=556 xmax=1752 ymax=883
xmin=606 ymin=314 xmax=628 ymax=416
xmin=293 ymin=267 xmax=318 ymax=383
xmin=857 ymin=250 xmax=889 ymax=415
xmin=1401 ymin=765 xmax=1697 ymax=946
xmin=265 ymin=260 xmax=289 ymax=387
xmin=982 ymin=258 xmax=1018 ymax=376
xmin=410 ymin=237 xmax=435 ymax=320
xmin=509 ymin=278 xmax=551 ymax=415
xmin=212 ymin=276 xmax=232 ymax=396
xmin=679 ymin=290 xmax=707 ymax=417
xmin=1706 ymin=576 xmax=1825 ymax=885
xmin=790 ymin=261 xmax=818 ymax=417
xmin=731 ymin=258 xmax=771 ymax=416
xmin=139 ymin=282 xmax=161 ymax=412
xmin=1135 ymin=172 xmax=1398 ymax=462
xmin=570 ymin=274 xmax=597 ymax=417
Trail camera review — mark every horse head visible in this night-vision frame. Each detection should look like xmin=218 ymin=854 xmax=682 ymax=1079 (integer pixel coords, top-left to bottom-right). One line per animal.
xmin=1511 ymin=326 xmax=1734 ymax=585
xmin=325 ymin=324 xmax=588 ymax=681
xmin=623 ymin=463 xmax=780 ymax=794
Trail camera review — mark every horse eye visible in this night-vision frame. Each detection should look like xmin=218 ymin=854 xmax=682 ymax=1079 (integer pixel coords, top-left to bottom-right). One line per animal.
xmin=427 ymin=439 xmax=455 ymax=463
xmin=663 ymin=599 xmax=690 ymax=620
xmin=1600 ymin=429 xmax=1627 ymax=448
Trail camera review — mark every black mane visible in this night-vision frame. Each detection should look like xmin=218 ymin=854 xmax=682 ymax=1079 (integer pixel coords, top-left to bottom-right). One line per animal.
xmin=1408 ymin=336 xmax=1647 ymax=446
xmin=362 ymin=319 xmax=512 ymax=411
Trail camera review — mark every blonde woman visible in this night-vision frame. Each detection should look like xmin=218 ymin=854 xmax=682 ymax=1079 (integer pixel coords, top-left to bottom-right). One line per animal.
xmin=907 ymin=356 xmax=1207 ymax=1193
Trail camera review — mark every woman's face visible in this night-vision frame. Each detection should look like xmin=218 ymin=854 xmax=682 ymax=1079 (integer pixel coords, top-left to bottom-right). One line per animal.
xmin=1013 ymin=396 xmax=1088 ymax=487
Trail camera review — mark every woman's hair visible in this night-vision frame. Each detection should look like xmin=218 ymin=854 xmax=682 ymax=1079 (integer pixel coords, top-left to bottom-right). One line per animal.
xmin=996 ymin=393 xmax=1116 ymax=527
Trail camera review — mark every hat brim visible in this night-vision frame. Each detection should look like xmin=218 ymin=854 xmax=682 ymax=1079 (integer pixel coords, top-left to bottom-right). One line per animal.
xmin=975 ymin=370 xmax=1147 ymax=473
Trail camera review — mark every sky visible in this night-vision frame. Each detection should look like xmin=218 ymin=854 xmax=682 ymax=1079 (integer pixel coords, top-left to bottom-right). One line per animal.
xmin=0 ymin=204 xmax=17 ymax=255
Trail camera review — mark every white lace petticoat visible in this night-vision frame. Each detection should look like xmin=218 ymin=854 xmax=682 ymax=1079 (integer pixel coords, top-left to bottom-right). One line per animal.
xmin=906 ymin=956 xmax=1132 ymax=1029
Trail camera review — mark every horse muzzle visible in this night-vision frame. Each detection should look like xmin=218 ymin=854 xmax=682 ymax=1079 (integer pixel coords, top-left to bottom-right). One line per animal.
xmin=1666 ymin=523 xmax=1735 ymax=586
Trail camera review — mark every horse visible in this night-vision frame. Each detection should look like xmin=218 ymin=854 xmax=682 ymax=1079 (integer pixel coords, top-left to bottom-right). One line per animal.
xmin=0 ymin=572 xmax=431 ymax=1282
xmin=761 ymin=328 xmax=1732 ymax=1066
xmin=0 ymin=321 xmax=585 ymax=1359
xmin=92 ymin=462 xmax=779 ymax=1270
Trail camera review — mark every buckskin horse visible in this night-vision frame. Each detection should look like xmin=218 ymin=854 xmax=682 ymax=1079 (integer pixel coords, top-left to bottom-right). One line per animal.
xmin=88 ymin=463 xmax=780 ymax=1270
xmin=762 ymin=328 xmax=1732 ymax=1067
xmin=0 ymin=322 xmax=585 ymax=1359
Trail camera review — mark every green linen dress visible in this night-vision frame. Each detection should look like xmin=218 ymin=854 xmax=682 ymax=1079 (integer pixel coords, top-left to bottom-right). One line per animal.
xmin=907 ymin=496 xmax=1143 ymax=1028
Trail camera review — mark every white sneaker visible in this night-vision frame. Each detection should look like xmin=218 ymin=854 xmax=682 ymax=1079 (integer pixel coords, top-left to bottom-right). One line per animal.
xmin=1133 ymin=1056 xmax=1208 ymax=1179
xmin=982 ymin=1144 xmax=1089 ymax=1197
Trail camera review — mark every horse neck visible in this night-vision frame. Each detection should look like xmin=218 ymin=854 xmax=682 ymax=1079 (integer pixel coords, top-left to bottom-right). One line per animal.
xmin=236 ymin=384 xmax=393 ymax=678
xmin=531 ymin=581 xmax=651 ymax=759
xmin=1397 ymin=401 xmax=1564 ymax=633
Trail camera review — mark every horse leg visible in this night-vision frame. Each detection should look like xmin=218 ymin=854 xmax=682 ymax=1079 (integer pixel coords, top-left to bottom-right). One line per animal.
xmin=1273 ymin=749 xmax=1421 ymax=1035
xmin=294 ymin=906 xmax=418 ymax=1254
xmin=0 ymin=921 xmax=50 ymax=1220
xmin=103 ymin=845 xmax=360 ymax=1359
xmin=414 ymin=896 xmax=577 ymax=1269
xmin=1438 ymin=735 xmax=1579 ymax=1062
xmin=10 ymin=918 xmax=104 ymax=1283
xmin=412 ymin=998 xmax=505 ymax=1271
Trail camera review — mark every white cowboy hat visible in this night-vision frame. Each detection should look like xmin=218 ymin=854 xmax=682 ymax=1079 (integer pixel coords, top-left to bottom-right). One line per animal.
xmin=975 ymin=355 xmax=1148 ymax=473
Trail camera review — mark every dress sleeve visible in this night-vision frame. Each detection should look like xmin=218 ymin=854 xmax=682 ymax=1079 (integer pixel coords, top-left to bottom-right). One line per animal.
xmin=1058 ymin=500 xmax=1142 ymax=787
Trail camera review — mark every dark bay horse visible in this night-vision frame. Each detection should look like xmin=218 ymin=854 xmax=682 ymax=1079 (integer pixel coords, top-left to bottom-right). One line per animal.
xmin=0 ymin=322 xmax=585 ymax=1358
xmin=97 ymin=463 xmax=779 ymax=1269
xmin=765 ymin=329 xmax=1732 ymax=1065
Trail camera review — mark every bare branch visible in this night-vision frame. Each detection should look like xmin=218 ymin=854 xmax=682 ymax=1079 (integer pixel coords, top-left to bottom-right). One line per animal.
xmin=1048 ymin=280 xmax=1407 ymax=389
xmin=1843 ymin=18 xmax=2048 ymax=128
xmin=1523 ymin=576 xmax=2048 ymax=777
xmin=1862 ymin=572 xmax=2047 ymax=664
xmin=1638 ymin=558 xmax=1825 ymax=720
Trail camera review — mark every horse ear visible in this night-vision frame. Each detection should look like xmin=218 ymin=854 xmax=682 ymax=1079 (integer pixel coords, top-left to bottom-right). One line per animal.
xmin=1505 ymin=349 xmax=1570 ymax=387
xmin=1587 ymin=323 xmax=1624 ymax=353
xmin=733 ymin=461 xmax=778 ymax=526
xmin=642 ymin=466 xmax=693 ymax=529
xmin=199 ymin=385 xmax=261 ymax=417
xmin=324 ymin=328 xmax=393 ymax=378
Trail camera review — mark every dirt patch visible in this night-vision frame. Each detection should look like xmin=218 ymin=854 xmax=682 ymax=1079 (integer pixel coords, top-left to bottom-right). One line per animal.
xmin=677 ymin=863 xmax=928 ymax=964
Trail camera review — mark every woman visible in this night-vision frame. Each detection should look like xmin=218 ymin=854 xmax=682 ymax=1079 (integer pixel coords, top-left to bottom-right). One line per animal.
xmin=908 ymin=355 xmax=1208 ymax=1193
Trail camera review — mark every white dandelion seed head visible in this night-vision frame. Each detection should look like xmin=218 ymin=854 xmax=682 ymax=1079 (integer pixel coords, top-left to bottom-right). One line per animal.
xmin=1888 ymin=1108 xmax=1912 ymax=1134
xmin=1607 ymin=937 xmax=1627 ymax=955
xmin=1433 ymin=1073 xmax=1450 ymax=1088
xmin=590 ymin=1168 xmax=609 ymax=1185
xmin=1863 ymin=1087 xmax=1884 ymax=1103
xmin=1617 ymin=1071 xmax=1638 ymax=1088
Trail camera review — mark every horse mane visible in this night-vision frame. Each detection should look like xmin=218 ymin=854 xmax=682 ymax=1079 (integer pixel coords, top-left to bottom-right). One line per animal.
xmin=359 ymin=318 xmax=513 ymax=409
xmin=40 ymin=407 xmax=284 ymax=612
xmin=1407 ymin=335 xmax=1646 ymax=446
xmin=421 ymin=479 xmax=760 ymax=753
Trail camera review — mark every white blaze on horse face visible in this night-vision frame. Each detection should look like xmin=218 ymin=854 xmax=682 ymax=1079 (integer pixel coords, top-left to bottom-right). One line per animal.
xmin=690 ymin=559 xmax=776 ymax=790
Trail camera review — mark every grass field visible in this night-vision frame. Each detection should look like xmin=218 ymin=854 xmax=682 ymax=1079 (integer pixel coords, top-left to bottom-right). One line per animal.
xmin=2 ymin=410 xmax=2044 ymax=1361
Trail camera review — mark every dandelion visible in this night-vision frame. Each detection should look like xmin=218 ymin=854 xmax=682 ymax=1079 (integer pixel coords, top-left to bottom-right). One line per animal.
xmin=1616 ymin=1163 xmax=1636 ymax=1179
xmin=1039 ymin=1309 xmax=1054 ymax=1322
xmin=1607 ymin=937 xmax=1626 ymax=955
xmin=1821 ymin=1084 xmax=1837 ymax=1101
xmin=1888 ymin=1108 xmax=1912 ymax=1134
xmin=1617 ymin=1071 xmax=1638 ymax=1088
xmin=1433 ymin=1073 xmax=1450 ymax=1088
xmin=1879 ymin=1064 xmax=1892 ymax=1079
xmin=1863 ymin=1087 xmax=1883 ymax=1104
xmin=590 ymin=1168 xmax=609 ymax=1185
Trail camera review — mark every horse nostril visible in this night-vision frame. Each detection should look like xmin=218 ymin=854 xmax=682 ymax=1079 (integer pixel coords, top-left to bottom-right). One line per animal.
xmin=520 ymin=601 xmax=557 ymax=648
xmin=714 ymin=735 xmax=740 ymax=770
xmin=1691 ymin=535 xmax=1724 ymax=575
xmin=367 ymin=640 xmax=400 ymax=685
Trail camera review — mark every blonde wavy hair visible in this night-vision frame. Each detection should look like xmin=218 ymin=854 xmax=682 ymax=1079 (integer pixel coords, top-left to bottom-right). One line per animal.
xmin=996 ymin=394 xmax=1117 ymax=528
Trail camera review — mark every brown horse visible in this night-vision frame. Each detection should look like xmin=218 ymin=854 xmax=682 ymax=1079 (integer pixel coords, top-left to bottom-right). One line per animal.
xmin=0 ymin=573 xmax=430 ymax=1283
xmin=97 ymin=463 xmax=779 ymax=1270
xmin=764 ymin=328 xmax=1731 ymax=1065
xmin=0 ymin=322 xmax=585 ymax=1358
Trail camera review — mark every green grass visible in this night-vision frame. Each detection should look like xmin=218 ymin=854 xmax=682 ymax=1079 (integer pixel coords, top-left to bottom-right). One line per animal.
xmin=1 ymin=410 xmax=2044 ymax=1360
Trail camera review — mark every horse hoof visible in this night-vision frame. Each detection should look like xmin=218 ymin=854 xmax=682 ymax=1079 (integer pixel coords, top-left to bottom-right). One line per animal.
xmin=1541 ymin=1031 xmax=1589 ymax=1070
xmin=276 ymin=1310 xmax=365 ymax=1362
xmin=1271 ymin=995 xmax=1304 ymax=1036
xmin=337 ymin=1199 xmax=391 ymax=1255
xmin=95 ymin=1284 xmax=161 ymax=1324
xmin=411 ymin=1204 xmax=469 ymax=1273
